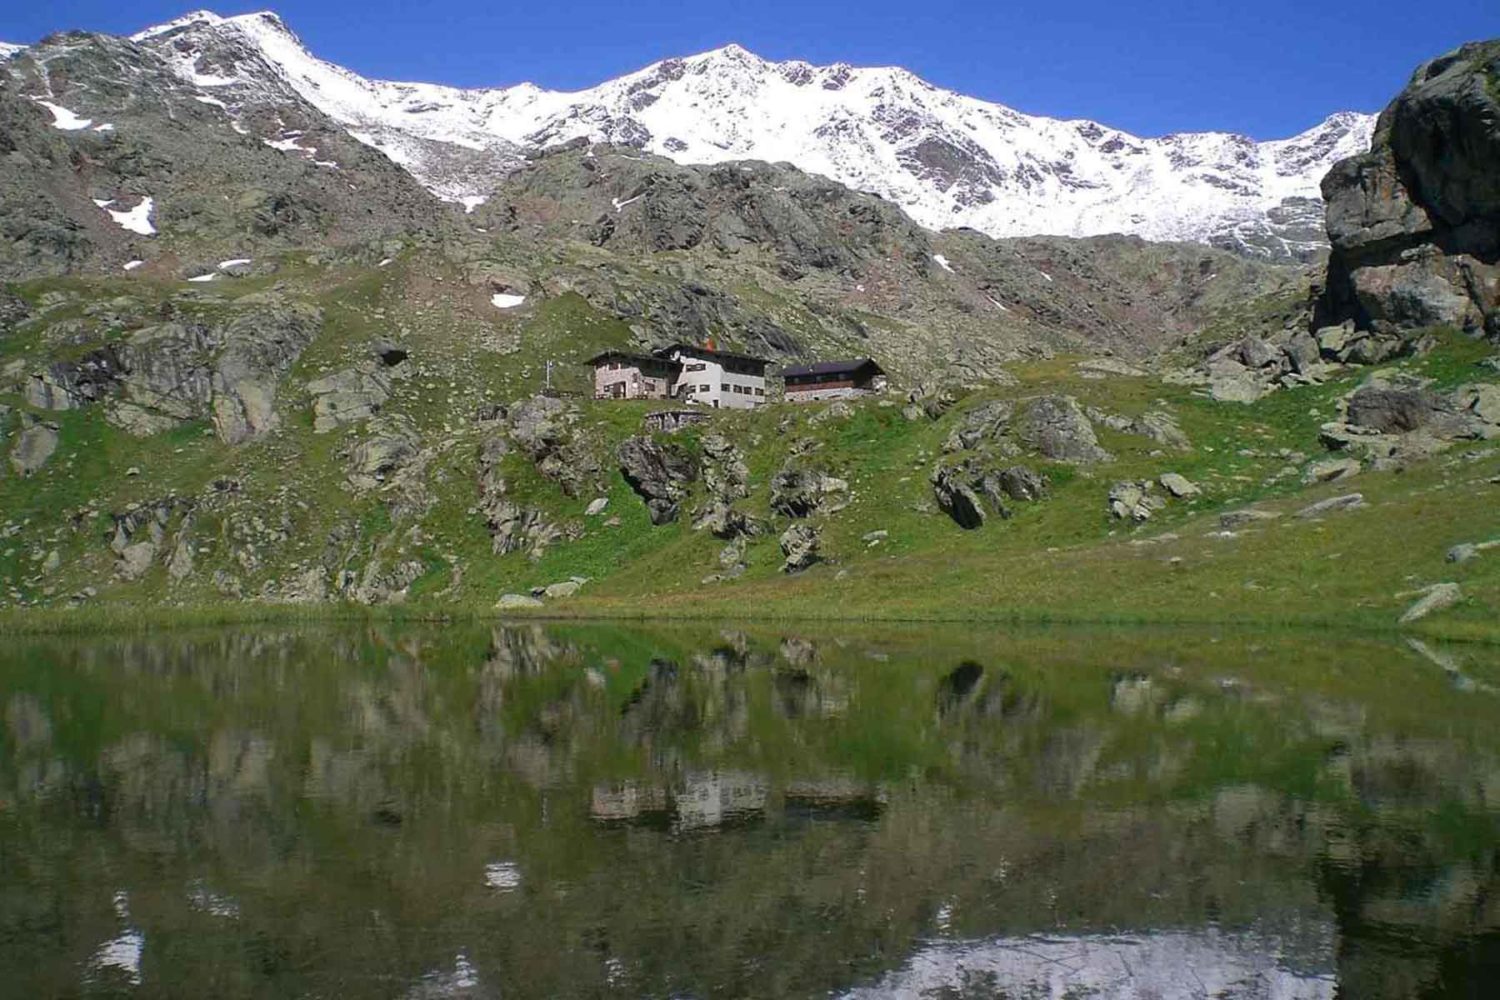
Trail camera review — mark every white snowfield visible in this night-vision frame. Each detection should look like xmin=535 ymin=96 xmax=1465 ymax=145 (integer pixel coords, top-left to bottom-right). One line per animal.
xmin=0 ymin=42 xmax=25 ymax=60
xmin=131 ymin=11 xmax=1375 ymax=250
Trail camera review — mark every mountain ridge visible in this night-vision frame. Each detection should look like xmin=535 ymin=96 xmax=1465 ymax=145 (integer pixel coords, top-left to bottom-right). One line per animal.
xmin=124 ymin=9 xmax=1375 ymax=261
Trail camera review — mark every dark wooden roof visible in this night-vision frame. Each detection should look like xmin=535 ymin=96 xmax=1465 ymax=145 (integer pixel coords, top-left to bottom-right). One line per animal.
xmin=653 ymin=343 xmax=771 ymax=367
xmin=780 ymin=358 xmax=885 ymax=380
xmin=585 ymin=349 xmax=680 ymax=368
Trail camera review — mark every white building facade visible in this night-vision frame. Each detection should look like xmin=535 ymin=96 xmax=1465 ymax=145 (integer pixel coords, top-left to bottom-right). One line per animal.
xmin=588 ymin=343 xmax=771 ymax=409
xmin=659 ymin=344 xmax=769 ymax=410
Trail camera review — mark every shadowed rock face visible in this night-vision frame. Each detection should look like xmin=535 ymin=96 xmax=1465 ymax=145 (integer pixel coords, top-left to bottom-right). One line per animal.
xmin=1316 ymin=40 xmax=1500 ymax=338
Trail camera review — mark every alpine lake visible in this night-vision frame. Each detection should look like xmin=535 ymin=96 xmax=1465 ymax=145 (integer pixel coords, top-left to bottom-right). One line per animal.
xmin=2 ymin=621 xmax=1499 ymax=998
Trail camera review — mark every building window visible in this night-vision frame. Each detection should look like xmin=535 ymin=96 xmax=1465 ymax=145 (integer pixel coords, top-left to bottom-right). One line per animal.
xmin=686 ymin=363 xmax=705 ymax=372
xmin=721 ymin=383 xmax=730 ymax=392
xmin=700 ymin=384 xmax=710 ymax=392
xmin=754 ymin=387 xmax=764 ymax=396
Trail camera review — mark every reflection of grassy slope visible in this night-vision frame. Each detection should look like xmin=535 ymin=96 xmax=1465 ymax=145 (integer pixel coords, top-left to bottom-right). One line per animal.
xmin=1 ymin=623 xmax=1497 ymax=996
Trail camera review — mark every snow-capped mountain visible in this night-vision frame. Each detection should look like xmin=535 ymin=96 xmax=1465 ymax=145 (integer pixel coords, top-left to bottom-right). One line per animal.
xmin=0 ymin=42 xmax=27 ymax=59
xmin=130 ymin=10 xmax=1374 ymax=260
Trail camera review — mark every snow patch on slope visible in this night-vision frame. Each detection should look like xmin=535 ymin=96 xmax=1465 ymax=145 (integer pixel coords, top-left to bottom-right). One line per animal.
xmin=94 ymin=196 xmax=157 ymax=235
xmin=33 ymin=99 xmax=94 ymax=130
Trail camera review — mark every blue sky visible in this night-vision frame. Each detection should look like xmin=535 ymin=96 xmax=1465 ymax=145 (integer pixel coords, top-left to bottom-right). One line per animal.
xmin=6 ymin=1 xmax=1498 ymax=138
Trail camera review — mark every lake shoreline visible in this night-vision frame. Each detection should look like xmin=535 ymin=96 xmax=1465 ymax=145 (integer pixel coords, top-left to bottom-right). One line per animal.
xmin=3 ymin=599 xmax=1497 ymax=645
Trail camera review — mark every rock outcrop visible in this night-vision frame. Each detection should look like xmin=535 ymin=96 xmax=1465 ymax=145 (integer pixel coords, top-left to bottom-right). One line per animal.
xmin=1316 ymin=40 xmax=1500 ymax=340
xmin=931 ymin=461 xmax=1049 ymax=529
xmin=1015 ymin=395 xmax=1111 ymax=464
xmin=617 ymin=436 xmax=698 ymax=525
xmin=770 ymin=461 xmax=849 ymax=518
xmin=505 ymin=395 xmax=602 ymax=498
xmin=1318 ymin=376 xmax=1499 ymax=465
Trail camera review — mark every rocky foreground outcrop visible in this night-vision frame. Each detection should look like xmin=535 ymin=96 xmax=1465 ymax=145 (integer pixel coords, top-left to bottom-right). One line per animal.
xmin=1316 ymin=40 xmax=1500 ymax=339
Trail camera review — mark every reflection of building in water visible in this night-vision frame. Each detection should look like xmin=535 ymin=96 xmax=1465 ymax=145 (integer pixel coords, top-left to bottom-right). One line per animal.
xmin=784 ymin=778 xmax=886 ymax=821
xmin=590 ymin=782 xmax=670 ymax=823
xmin=590 ymin=775 xmax=883 ymax=828
xmin=673 ymin=771 xmax=769 ymax=832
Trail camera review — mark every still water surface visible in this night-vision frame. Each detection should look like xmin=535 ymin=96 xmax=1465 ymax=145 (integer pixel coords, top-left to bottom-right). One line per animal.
xmin=1 ymin=623 xmax=1498 ymax=998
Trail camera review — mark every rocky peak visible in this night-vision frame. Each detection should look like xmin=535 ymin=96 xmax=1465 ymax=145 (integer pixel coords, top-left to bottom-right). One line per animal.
xmin=1316 ymin=38 xmax=1500 ymax=338
xmin=119 ymin=9 xmax=1373 ymax=261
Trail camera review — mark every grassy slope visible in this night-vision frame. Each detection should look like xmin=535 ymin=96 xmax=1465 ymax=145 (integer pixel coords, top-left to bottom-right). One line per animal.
xmin=2 ymin=256 xmax=1497 ymax=638
xmin=531 ymin=334 xmax=1500 ymax=637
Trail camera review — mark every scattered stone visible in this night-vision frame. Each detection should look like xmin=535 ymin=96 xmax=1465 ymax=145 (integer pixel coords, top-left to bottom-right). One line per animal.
xmin=1399 ymin=583 xmax=1462 ymax=625
xmin=862 ymin=530 xmax=888 ymax=546
xmin=1219 ymin=508 xmax=1280 ymax=529
xmin=1303 ymin=457 xmax=1361 ymax=484
xmin=1157 ymin=473 xmax=1200 ymax=498
xmin=542 ymin=579 xmax=583 ymax=599
xmin=585 ymin=497 xmax=609 ymax=516
xmin=497 ymin=593 xmax=545 ymax=610
xmin=1447 ymin=540 xmax=1500 ymax=564
xmin=1108 ymin=481 xmax=1165 ymax=522
xmin=1077 ymin=358 xmax=1148 ymax=377
xmin=1296 ymin=493 xmax=1366 ymax=518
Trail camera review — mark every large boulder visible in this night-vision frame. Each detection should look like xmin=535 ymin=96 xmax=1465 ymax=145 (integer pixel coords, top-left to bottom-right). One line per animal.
xmin=930 ymin=466 xmax=988 ymax=529
xmin=1345 ymin=385 xmax=1454 ymax=435
xmin=779 ymin=523 xmax=821 ymax=573
xmin=994 ymin=465 xmax=1050 ymax=502
xmin=9 ymin=417 xmax=59 ymax=476
xmin=1316 ymin=41 xmax=1500 ymax=339
xmin=1015 ymin=395 xmax=1111 ymax=464
xmin=617 ymin=436 xmax=698 ymax=525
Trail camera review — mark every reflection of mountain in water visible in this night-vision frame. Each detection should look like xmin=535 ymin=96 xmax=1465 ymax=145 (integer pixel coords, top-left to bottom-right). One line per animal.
xmin=844 ymin=929 xmax=1336 ymax=999
xmin=1 ymin=624 xmax=1498 ymax=998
